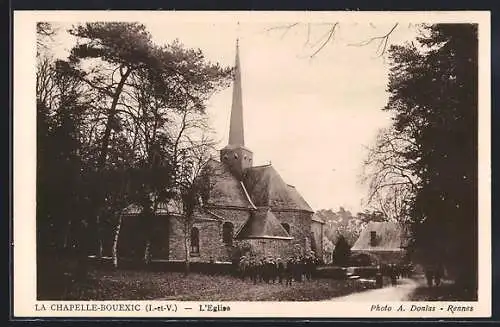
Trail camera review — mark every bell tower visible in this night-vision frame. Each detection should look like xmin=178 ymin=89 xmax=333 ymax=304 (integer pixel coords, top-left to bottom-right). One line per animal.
xmin=220 ymin=38 xmax=253 ymax=179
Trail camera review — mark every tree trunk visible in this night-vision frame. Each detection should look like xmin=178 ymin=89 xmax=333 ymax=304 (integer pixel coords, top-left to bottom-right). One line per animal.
xmin=143 ymin=201 xmax=158 ymax=266
xmin=112 ymin=215 xmax=123 ymax=269
xmin=97 ymin=214 xmax=103 ymax=259
xmin=143 ymin=215 xmax=152 ymax=266
xmin=144 ymin=240 xmax=151 ymax=265
xmin=94 ymin=67 xmax=132 ymax=259
xmin=97 ymin=67 xmax=132 ymax=170
xmin=184 ymin=236 xmax=190 ymax=276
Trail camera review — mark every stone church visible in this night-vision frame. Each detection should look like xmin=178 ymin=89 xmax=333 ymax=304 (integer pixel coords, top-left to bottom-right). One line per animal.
xmin=117 ymin=41 xmax=324 ymax=263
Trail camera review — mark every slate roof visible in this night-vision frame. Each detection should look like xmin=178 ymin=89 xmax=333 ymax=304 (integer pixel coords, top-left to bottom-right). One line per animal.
xmin=351 ymin=221 xmax=404 ymax=252
xmin=235 ymin=208 xmax=292 ymax=240
xmin=312 ymin=213 xmax=326 ymax=224
xmin=243 ymin=164 xmax=314 ymax=212
xmin=202 ymin=160 xmax=313 ymax=213
xmin=203 ymin=159 xmax=255 ymax=209
xmin=122 ymin=197 xmax=184 ymax=216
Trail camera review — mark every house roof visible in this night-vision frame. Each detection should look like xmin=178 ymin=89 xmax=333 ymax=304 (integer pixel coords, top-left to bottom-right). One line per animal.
xmin=203 ymin=159 xmax=255 ymax=209
xmin=235 ymin=208 xmax=292 ymax=240
xmin=243 ymin=164 xmax=314 ymax=212
xmin=351 ymin=221 xmax=404 ymax=252
xmin=122 ymin=197 xmax=183 ymax=216
xmin=312 ymin=213 xmax=325 ymax=224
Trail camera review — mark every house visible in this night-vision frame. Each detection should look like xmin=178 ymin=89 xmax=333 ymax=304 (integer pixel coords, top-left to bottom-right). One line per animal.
xmin=311 ymin=215 xmax=325 ymax=260
xmin=350 ymin=221 xmax=407 ymax=265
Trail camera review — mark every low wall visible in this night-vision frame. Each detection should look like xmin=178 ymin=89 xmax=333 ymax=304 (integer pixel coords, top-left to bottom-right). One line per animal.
xmin=87 ymin=256 xmax=236 ymax=275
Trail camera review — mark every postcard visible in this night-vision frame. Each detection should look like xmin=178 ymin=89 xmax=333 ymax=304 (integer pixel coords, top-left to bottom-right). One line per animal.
xmin=13 ymin=10 xmax=491 ymax=318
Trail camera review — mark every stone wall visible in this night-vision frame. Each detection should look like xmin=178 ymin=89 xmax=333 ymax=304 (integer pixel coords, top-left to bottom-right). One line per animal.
xmin=247 ymin=238 xmax=292 ymax=258
xmin=311 ymin=221 xmax=324 ymax=259
xmin=273 ymin=210 xmax=313 ymax=257
xmin=168 ymin=216 xmax=186 ymax=261
xmin=115 ymin=207 xmax=316 ymax=263
xmin=206 ymin=207 xmax=251 ymax=232
xmin=351 ymin=250 xmax=405 ymax=265
xmin=190 ymin=219 xmax=224 ymax=262
xmin=168 ymin=207 xmax=253 ymax=263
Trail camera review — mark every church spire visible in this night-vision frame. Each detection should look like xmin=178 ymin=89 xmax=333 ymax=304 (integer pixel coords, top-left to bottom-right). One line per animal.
xmin=228 ymin=38 xmax=245 ymax=146
xmin=220 ymin=34 xmax=253 ymax=179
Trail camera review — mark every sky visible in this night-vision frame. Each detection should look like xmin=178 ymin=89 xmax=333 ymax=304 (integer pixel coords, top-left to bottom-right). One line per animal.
xmin=44 ymin=16 xmax=421 ymax=213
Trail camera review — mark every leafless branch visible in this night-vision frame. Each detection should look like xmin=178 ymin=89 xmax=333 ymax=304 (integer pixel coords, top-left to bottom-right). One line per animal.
xmin=348 ymin=23 xmax=399 ymax=57
xmin=265 ymin=23 xmax=300 ymax=39
xmin=309 ymin=23 xmax=339 ymax=58
xmin=304 ymin=23 xmax=311 ymax=47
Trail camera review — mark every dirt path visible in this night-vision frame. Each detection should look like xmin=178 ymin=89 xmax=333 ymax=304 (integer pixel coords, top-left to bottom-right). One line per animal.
xmin=328 ymin=278 xmax=420 ymax=302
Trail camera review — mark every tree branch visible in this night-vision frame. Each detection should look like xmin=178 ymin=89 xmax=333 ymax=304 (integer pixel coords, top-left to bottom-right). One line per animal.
xmin=310 ymin=23 xmax=339 ymax=58
xmin=348 ymin=23 xmax=399 ymax=57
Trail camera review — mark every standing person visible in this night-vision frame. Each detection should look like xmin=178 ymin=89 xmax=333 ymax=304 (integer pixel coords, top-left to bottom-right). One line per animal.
xmin=425 ymin=265 xmax=434 ymax=287
xmin=390 ymin=264 xmax=398 ymax=286
xmin=375 ymin=265 xmax=383 ymax=288
xmin=250 ymin=257 xmax=258 ymax=284
xmin=277 ymin=258 xmax=285 ymax=284
xmin=434 ymin=264 xmax=444 ymax=287
xmin=285 ymin=257 xmax=294 ymax=286
xmin=259 ymin=258 xmax=266 ymax=283
xmin=295 ymin=257 xmax=303 ymax=282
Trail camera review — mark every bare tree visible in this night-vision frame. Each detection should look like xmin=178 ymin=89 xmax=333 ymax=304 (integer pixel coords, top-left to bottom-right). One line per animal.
xmin=37 ymin=22 xmax=58 ymax=55
xmin=176 ymin=138 xmax=217 ymax=276
xmin=361 ymin=127 xmax=419 ymax=223
xmin=168 ymin=92 xmax=219 ymax=275
xmin=264 ymin=22 xmax=400 ymax=58
xmin=348 ymin=23 xmax=399 ymax=57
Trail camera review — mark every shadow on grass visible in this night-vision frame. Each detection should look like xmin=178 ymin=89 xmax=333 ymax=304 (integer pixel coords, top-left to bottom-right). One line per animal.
xmin=39 ymin=267 xmax=378 ymax=301
xmin=407 ymin=278 xmax=478 ymax=301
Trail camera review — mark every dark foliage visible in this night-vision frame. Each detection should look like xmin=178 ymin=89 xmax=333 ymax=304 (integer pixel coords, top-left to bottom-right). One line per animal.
xmin=36 ymin=22 xmax=232 ymax=286
xmin=332 ymin=235 xmax=351 ymax=266
xmin=385 ymin=24 xmax=478 ymax=290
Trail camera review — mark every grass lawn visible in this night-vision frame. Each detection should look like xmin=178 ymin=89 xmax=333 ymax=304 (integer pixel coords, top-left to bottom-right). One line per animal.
xmin=407 ymin=277 xmax=478 ymax=301
xmin=58 ymin=268 xmax=378 ymax=301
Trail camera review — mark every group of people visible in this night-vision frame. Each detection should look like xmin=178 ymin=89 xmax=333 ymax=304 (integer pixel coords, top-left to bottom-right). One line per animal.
xmin=375 ymin=263 xmax=415 ymax=287
xmin=425 ymin=264 xmax=445 ymax=287
xmin=379 ymin=262 xmax=444 ymax=288
xmin=236 ymin=252 xmax=321 ymax=285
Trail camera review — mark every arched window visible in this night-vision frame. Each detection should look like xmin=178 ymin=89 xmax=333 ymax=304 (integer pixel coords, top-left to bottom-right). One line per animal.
xmin=190 ymin=227 xmax=199 ymax=255
xmin=281 ymin=223 xmax=291 ymax=234
xmin=370 ymin=231 xmax=377 ymax=246
xmin=222 ymin=222 xmax=234 ymax=246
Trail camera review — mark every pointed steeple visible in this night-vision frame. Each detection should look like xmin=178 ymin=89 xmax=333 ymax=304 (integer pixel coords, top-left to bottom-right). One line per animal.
xmin=220 ymin=35 xmax=254 ymax=179
xmin=228 ymin=38 xmax=245 ymax=146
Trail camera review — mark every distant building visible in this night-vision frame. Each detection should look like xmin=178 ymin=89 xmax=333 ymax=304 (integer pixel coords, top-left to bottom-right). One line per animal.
xmin=114 ymin=40 xmax=322 ymax=263
xmin=350 ymin=221 xmax=407 ymax=264
xmin=311 ymin=215 xmax=325 ymax=260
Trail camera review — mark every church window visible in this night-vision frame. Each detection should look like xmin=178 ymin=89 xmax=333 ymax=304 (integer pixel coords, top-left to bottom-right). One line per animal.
xmin=281 ymin=223 xmax=291 ymax=234
xmin=222 ymin=222 xmax=234 ymax=246
xmin=190 ymin=227 xmax=200 ymax=255
xmin=244 ymin=155 xmax=247 ymax=160
xmin=370 ymin=231 xmax=377 ymax=246
xmin=234 ymin=153 xmax=238 ymax=159
xmin=223 ymin=154 xmax=228 ymax=160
